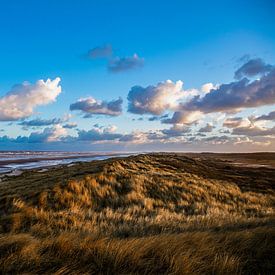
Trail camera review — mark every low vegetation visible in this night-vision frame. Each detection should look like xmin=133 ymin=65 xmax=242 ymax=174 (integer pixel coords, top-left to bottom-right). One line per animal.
xmin=0 ymin=153 xmax=274 ymax=274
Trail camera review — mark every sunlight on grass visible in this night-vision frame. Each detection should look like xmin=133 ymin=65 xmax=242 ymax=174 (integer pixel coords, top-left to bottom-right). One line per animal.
xmin=0 ymin=154 xmax=274 ymax=274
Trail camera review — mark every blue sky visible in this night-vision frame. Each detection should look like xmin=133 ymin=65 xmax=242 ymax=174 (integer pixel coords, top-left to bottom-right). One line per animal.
xmin=0 ymin=0 xmax=274 ymax=151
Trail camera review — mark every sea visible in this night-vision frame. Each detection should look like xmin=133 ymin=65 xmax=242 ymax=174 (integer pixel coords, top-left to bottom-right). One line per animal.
xmin=0 ymin=151 xmax=130 ymax=174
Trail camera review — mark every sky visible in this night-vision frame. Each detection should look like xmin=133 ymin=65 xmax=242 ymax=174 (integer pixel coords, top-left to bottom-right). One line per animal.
xmin=0 ymin=0 xmax=275 ymax=152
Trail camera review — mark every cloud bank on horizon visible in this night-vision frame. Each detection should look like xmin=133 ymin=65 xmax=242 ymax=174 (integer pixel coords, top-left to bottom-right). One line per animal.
xmin=0 ymin=56 xmax=274 ymax=152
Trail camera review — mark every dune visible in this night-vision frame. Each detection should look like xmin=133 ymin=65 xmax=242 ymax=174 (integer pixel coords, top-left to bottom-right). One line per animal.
xmin=0 ymin=153 xmax=274 ymax=274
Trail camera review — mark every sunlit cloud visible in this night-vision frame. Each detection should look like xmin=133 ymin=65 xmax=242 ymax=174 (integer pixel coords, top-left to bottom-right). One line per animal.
xmin=128 ymin=80 xmax=185 ymax=115
xmin=0 ymin=78 xmax=61 ymax=121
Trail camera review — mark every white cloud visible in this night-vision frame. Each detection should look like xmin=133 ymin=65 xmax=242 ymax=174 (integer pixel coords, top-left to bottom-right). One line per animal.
xmin=201 ymin=83 xmax=219 ymax=94
xmin=0 ymin=78 xmax=61 ymax=121
xmin=162 ymin=110 xmax=203 ymax=125
xmin=128 ymin=80 xmax=187 ymax=115
xmin=28 ymin=124 xmax=67 ymax=143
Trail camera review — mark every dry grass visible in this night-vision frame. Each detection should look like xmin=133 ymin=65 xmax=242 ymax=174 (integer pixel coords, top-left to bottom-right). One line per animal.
xmin=0 ymin=153 xmax=274 ymax=274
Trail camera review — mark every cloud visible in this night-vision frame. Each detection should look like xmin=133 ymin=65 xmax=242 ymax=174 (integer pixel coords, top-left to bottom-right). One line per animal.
xmin=127 ymin=58 xmax=275 ymax=126
xmin=200 ymin=83 xmax=219 ymax=94
xmin=127 ymin=80 xmax=217 ymax=125
xmin=77 ymin=125 xmax=122 ymax=142
xmin=63 ymin=122 xmax=78 ymax=129
xmin=1 ymin=123 xmax=274 ymax=151
xmin=254 ymin=110 xmax=275 ymax=121
xmin=162 ymin=110 xmax=202 ymax=125
xmin=28 ymin=125 xmax=67 ymax=143
xmin=118 ymin=127 xmax=190 ymax=144
xmin=18 ymin=117 xmax=65 ymax=127
xmin=219 ymin=129 xmax=230 ymax=134
xmin=0 ymin=78 xmax=61 ymax=121
xmin=128 ymin=80 xmax=185 ymax=115
xmin=108 ymin=54 xmax=144 ymax=73
xmin=85 ymin=44 xmax=113 ymax=59
xmin=148 ymin=114 xmax=169 ymax=121
xmin=161 ymin=124 xmax=191 ymax=137
xmin=233 ymin=136 xmax=271 ymax=147
xmin=202 ymin=135 xmax=231 ymax=145
xmin=118 ymin=132 xmax=150 ymax=144
xmin=222 ymin=115 xmax=275 ymax=137
xmin=198 ymin=123 xmax=214 ymax=133
xmin=0 ymin=125 xmax=121 ymax=144
xmin=183 ymin=65 xmax=275 ymax=114
xmin=223 ymin=117 xmax=251 ymax=128
xmin=232 ymin=125 xmax=275 ymax=137
xmin=237 ymin=54 xmax=251 ymax=64
xmin=234 ymin=58 xmax=273 ymax=79
xmin=70 ymin=97 xmax=123 ymax=117
xmin=118 ymin=130 xmax=165 ymax=144
xmin=84 ymin=46 xmax=144 ymax=73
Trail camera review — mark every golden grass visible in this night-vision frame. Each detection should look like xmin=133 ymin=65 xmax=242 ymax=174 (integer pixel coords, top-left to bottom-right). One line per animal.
xmin=0 ymin=153 xmax=274 ymax=274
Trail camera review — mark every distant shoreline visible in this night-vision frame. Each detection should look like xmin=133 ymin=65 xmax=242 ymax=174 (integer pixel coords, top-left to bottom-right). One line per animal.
xmin=0 ymin=152 xmax=126 ymax=166
xmin=1 ymin=151 xmax=275 ymax=176
xmin=0 ymin=152 xmax=133 ymax=175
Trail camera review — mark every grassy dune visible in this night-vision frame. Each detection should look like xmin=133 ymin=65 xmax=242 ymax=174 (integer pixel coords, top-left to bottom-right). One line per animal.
xmin=0 ymin=153 xmax=274 ymax=274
